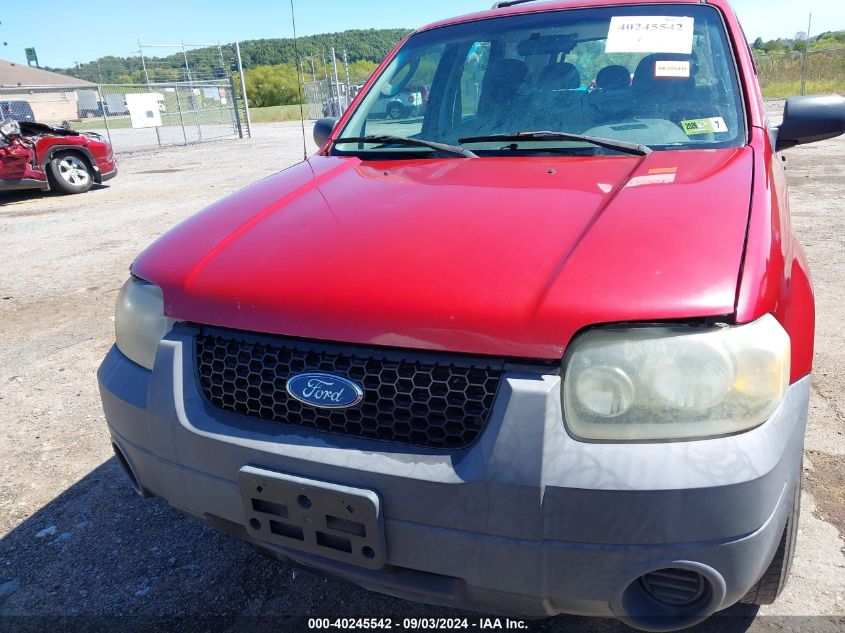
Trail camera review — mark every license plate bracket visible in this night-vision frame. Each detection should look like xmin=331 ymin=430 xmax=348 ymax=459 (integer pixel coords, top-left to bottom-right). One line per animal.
xmin=239 ymin=466 xmax=386 ymax=570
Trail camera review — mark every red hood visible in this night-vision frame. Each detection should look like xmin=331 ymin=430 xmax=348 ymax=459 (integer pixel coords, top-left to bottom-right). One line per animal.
xmin=134 ymin=149 xmax=753 ymax=358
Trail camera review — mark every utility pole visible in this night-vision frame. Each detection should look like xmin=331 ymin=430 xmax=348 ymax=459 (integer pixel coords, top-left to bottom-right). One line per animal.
xmin=300 ymin=55 xmax=317 ymax=83
xmin=181 ymin=40 xmax=193 ymax=83
xmin=217 ymin=41 xmax=226 ymax=78
xmin=800 ymin=13 xmax=812 ymax=96
xmin=331 ymin=47 xmax=342 ymax=116
xmin=307 ymin=56 xmax=318 ymax=118
xmin=138 ymin=39 xmax=161 ymax=148
xmin=320 ymin=52 xmax=329 ymax=115
xmin=139 ymin=39 xmax=151 ymax=84
xmin=299 ymin=58 xmax=312 ymax=118
xmin=179 ymin=40 xmax=201 ymax=141
xmin=235 ymin=41 xmax=252 ymax=138
xmin=342 ymin=49 xmax=351 ymax=105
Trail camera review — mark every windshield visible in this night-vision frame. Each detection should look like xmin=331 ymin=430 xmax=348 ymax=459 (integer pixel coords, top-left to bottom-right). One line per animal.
xmin=334 ymin=4 xmax=745 ymax=157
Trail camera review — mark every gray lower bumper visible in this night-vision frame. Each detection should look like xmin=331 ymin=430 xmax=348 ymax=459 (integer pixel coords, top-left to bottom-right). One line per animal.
xmin=97 ymin=165 xmax=118 ymax=183
xmin=0 ymin=178 xmax=49 ymax=192
xmin=98 ymin=332 xmax=808 ymax=623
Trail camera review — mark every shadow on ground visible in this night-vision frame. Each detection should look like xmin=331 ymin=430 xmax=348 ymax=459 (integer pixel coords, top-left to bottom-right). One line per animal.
xmin=0 ymin=184 xmax=111 ymax=210
xmin=0 ymin=458 xmax=762 ymax=632
xmin=0 ymin=189 xmax=55 ymax=206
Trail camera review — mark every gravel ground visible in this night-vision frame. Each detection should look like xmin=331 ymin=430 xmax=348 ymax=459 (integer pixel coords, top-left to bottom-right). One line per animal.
xmin=1 ymin=111 xmax=843 ymax=632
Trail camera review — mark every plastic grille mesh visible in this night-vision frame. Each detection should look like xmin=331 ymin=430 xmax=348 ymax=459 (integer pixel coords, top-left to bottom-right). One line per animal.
xmin=195 ymin=332 xmax=505 ymax=449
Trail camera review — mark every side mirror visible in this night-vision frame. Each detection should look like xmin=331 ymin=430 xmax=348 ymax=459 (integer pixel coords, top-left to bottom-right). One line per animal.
xmin=775 ymin=94 xmax=845 ymax=152
xmin=313 ymin=117 xmax=338 ymax=148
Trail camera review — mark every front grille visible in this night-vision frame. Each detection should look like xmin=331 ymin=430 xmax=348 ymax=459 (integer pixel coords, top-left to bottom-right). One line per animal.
xmin=195 ymin=331 xmax=507 ymax=449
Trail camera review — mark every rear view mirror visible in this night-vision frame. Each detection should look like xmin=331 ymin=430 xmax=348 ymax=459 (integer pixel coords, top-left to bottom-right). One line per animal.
xmin=313 ymin=117 xmax=338 ymax=148
xmin=775 ymin=95 xmax=845 ymax=152
xmin=517 ymin=34 xmax=577 ymax=57
xmin=380 ymin=56 xmax=421 ymax=97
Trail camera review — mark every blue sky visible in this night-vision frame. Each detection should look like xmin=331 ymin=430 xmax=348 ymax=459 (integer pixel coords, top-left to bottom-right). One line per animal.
xmin=1 ymin=0 xmax=842 ymax=68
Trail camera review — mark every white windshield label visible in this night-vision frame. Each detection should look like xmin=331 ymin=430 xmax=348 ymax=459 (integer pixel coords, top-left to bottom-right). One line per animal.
xmin=655 ymin=60 xmax=691 ymax=77
xmin=605 ymin=16 xmax=695 ymax=54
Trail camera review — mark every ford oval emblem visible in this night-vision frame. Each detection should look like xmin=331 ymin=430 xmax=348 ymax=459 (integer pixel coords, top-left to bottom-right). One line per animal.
xmin=286 ymin=372 xmax=364 ymax=409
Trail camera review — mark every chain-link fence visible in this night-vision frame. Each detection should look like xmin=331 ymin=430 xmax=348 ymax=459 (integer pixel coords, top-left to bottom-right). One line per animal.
xmin=303 ymin=78 xmax=359 ymax=119
xmin=1 ymin=79 xmax=245 ymax=154
xmin=753 ymin=47 xmax=845 ymax=98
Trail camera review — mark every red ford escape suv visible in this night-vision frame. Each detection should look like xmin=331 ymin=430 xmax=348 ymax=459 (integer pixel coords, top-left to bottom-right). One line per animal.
xmin=98 ymin=0 xmax=845 ymax=629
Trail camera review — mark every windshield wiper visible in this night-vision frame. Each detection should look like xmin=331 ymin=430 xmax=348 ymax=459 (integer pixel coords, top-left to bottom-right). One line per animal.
xmin=458 ymin=131 xmax=651 ymax=156
xmin=333 ymin=135 xmax=478 ymax=159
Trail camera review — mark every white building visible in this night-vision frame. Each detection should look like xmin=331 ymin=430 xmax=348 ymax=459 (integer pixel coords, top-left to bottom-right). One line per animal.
xmin=0 ymin=59 xmax=95 ymax=123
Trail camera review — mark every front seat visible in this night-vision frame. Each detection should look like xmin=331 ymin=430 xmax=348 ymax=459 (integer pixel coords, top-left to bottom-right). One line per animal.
xmin=630 ymin=53 xmax=698 ymax=122
xmin=586 ymin=64 xmax=632 ymax=125
xmin=537 ymin=61 xmax=581 ymax=90
xmin=595 ymin=64 xmax=630 ymax=91
xmin=472 ymin=58 xmax=531 ymax=134
xmin=532 ymin=62 xmax=585 ymax=130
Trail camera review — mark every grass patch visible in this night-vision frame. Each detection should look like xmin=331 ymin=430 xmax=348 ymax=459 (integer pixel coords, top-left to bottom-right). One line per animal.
xmin=248 ymin=105 xmax=308 ymax=123
xmin=761 ymin=80 xmax=845 ymax=99
xmin=70 ymin=108 xmax=237 ymax=131
xmin=756 ymin=49 xmax=845 ymax=98
xmin=62 ymin=103 xmax=311 ymax=132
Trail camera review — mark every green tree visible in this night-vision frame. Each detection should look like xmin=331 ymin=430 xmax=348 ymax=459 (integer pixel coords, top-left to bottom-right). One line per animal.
xmin=812 ymin=31 xmax=845 ymax=50
xmin=347 ymin=60 xmax=378 ymax=84
xmin=761 ymin=39 xmax=787 ymax=54
xmin=243 ymin=64 xmax=302 ymax=107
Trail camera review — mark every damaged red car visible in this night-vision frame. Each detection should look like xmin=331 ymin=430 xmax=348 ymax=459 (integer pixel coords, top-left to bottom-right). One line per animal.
xmin=0 ymin=119 xmax=117 ymax=195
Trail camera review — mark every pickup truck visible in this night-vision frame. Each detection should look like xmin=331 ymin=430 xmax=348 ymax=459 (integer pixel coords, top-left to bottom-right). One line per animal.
xmin=98 ymin=0 xmax=844 ymax=629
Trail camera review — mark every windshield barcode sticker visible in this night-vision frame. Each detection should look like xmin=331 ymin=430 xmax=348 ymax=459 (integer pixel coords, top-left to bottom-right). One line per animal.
xmin=605 ymin=16 xmax=695 ymax=54
xmin=681 ymin=117 xmax=729 ymax=136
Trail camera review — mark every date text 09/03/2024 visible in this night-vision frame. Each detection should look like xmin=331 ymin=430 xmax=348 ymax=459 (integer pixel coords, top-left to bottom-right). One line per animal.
xmin=307 ymin=618 xmax=529 ymax=630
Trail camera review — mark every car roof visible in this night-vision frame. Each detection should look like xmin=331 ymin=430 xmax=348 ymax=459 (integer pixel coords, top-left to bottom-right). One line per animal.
xmin=417 ymin=0 xmax=732 ymax=33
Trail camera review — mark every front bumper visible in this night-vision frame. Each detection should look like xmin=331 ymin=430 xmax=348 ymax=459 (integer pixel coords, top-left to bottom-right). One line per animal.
xmin=98 ymin=166 xmax=118 ymax=183
xmin=98 ymin=330 xmax=808 ymax=626
xmin=94 ymin=161 xmax=118 ymax=184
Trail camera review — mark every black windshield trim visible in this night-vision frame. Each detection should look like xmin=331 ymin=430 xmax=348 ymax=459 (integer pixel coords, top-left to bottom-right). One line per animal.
xmin=334 ymin=135 xmax=478 ymax=158
xmin=459 ymin=131 xmax=651 ymax=156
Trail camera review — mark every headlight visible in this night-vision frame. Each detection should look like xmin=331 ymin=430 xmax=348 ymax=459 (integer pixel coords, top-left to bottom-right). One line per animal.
xmin=562 ymin=315 xmax=790 ymax=441
xmin=115 ymin=277 xmax=174 ymax=370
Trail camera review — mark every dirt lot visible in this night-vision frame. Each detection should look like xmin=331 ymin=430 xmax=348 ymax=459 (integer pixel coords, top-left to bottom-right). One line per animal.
xmin=1 ymin=110 xmax=843 ymax=632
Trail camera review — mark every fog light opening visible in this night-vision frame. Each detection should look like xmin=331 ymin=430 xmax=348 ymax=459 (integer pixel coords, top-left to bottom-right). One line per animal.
xmin=614 ymin=563 xmax=725 ymax=632
xmin=112 ymin=443 xmax=148 ymax=498
xmin=640 ymin=568 xmax=708 ymax=607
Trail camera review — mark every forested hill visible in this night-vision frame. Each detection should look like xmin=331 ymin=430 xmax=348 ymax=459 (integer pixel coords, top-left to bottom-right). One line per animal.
xmin=239 ymin=28 xmax=412 ymax=67
xmin=48 ymin=28 xmax=412 ymax=84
